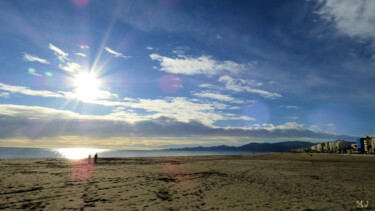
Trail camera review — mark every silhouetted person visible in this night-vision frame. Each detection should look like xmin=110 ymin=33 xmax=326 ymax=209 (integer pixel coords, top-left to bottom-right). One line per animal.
xmin=94 ymin=153 xmax=98 ymax=164
xmin=88 ymin=155 xmax=92 ymax=164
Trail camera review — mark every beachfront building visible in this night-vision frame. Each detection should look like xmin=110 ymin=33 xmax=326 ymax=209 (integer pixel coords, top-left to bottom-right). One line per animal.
xmin=359 ymin=136 xmax=375 ymax=154
xmin=311 ymin=145 xmax=317 ymax=152
xmin=297 ymin=140 xmax=351 ymax=154
xmin=317 ymin=143 xmax=325 ymax=152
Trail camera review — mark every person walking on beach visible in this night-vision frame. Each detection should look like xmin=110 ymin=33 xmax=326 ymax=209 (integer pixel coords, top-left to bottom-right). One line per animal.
xmin=88 ymin=154 xmax=92 ymax=164
xmin=94 ymin=153 xmax=98 ymax=164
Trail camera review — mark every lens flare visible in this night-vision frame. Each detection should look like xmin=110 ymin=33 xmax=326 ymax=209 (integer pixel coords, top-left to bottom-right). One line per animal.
xmin=71 ymin=0 xmax=90 ymax=7
xmin=45 ymin=72 xmax=53 ymax=77
xmin=158 ymin=74 xmax=182 ymax=93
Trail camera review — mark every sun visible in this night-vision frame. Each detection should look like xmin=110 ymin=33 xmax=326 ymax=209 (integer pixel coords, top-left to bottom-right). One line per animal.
xmin=73 ymin=72 xmax=101 ymax=102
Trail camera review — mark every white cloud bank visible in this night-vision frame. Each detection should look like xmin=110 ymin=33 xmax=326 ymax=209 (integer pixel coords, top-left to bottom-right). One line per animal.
xmin=0 ymin=104 xmax=354 ymax=141
xmin=23 ymin=53 xmax=50 ymax=64
xmin=150 ymin=53 xmax=248 ymax=75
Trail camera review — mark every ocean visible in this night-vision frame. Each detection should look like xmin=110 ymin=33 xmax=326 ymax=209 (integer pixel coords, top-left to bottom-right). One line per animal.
xmin=0 ymin=147 xmax=255 ymax=159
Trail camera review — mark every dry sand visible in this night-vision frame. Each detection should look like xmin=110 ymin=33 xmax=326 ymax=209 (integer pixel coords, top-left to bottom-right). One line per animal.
xmin=1 ymin=153 xmax=375 ymax=210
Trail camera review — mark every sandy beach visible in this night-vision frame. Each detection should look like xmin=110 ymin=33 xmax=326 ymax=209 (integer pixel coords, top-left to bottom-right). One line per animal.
xmin=1 ymin=153 xmax=375 ymax=210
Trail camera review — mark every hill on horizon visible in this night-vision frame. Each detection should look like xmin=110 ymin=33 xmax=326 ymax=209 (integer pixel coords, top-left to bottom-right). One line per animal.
xmin=166 ymin=141 xmax=315 ymax=152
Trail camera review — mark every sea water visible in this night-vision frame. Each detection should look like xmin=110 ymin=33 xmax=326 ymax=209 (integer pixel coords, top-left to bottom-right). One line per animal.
xmin=0 ymin=147 xmax=255 ymax=159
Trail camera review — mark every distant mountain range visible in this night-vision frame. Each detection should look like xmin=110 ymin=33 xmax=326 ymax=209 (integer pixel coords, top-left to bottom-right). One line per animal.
xmin=166 ymin=141 xmax=315 ymax=152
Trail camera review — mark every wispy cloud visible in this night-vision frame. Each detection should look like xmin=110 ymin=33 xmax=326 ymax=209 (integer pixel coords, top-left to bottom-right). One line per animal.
xmin=0 ymin=82 xmax=119 ymax=103
xmin=76 ymin=52 xmax=86 ymax=57
xmin=104 ymin=47 xmax=131 ymax=59
xmin=58 ymin=62 xmax=80 ymax=73
xmin=286 ymin=116 xmax=299 ymax=120
xmin=0 ymin=82 xmax=65 ymax=98
xmin=79 ymin=45 xmax=90 ymax=49
xmin=23 ymin=53 xmax=50 ymax=64
xmin=280 ymin=105 xmax=301 ymax=110
xmin=150 ymin=53 xmax=248 ymax=75
xmin=193 ymin=91 xmax=243 ymax=103
xmin=28 ymin=72 xmax=42 ymax=77
xmin=146 ymin=46 xmax=153 ymax=50
xmin=49 ymin=43 xmax=69 ymax=62
xmin=218 ymin=75 xmax=281 ymax=99
xmin=199 ymin=84 xmax=213 ymax=88
xmin=0 ymin=92 xmax=10 ymax=98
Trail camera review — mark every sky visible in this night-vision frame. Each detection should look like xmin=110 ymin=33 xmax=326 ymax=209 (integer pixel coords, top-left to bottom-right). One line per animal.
xmin=0 ymin=0 xmax=374 ymax=149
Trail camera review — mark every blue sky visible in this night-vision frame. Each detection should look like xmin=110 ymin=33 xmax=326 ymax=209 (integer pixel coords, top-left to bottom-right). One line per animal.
xmin=0 ymin=0 xmax=374 ymax=149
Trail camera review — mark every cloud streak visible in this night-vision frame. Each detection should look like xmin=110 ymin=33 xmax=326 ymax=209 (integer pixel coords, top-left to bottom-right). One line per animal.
xmin=23 ymin=53 xmax=50 ymax=64
xmin=49 ymin=43 xmax=69 ymax=62
xmin=150 ymin=53 xmax=247 ymax=75
xmin=218 ymin=75 xmax=281 ymax=99
xmin=0 ymin=83 xmax=65 ymax=98
xmin=193 ymin=91 xmax=243 ymax=103
xmin=104 ymin=47 xmax=131 ymax=59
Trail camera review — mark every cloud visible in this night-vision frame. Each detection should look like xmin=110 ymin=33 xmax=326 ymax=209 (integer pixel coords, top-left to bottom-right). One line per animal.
xmin=0 ymin=104 xmax=354 ymax=141
xmin=262 ymin=122 xmax=305 ymax=130
xmin=59 ymin=62 xmax=81 ymax=73
xmin=119 ymin=97 xmax=228 ymax=125
xmin=0 ymin=82 xmax=119 ymax=103
xmin=231 ymin=116 xmax=256 ymax=121
xmin=0 ymin=92 xmax=10 ymax=98
xmin=0 ymin=82 xmax=65 ymax=98
xmin=318 ymin=0 xmax=375 ymax=39
xmin=286 ymin=116 xmax=299 ymax=120
xmin=28 ymin=72 xmax=42 ymax=77
xmin=193 ymin=91 xmax=243 ymax=103
xmin=280 ymin=105 xmax=301 ymax=109
xmin=199 ymin=84 xmax=213 ymax=88
xmin=0 ymin=83 xmax=237 ymax=125
xmin=79 ymin=45 xmax=90 ymax=49
xmin=104 ymin=47 xmax=131 ymax=59
xmin=218 ymin=75 xmax=282 ymax=99
xmin=23 ymin=53 xmax=50 ymax=64
xmin=76 ymin=53 xmax=86 ymax=57
xmin=146 ymin=46 xmax=153 ymax=50
xmin=150 ymin=53 xmax=247 ymax=75
xmin=49 ymin=43 xmax=69 ymax=62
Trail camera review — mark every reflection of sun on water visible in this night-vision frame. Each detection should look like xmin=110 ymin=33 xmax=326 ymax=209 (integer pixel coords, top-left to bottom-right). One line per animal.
xmin=57 ymin=148 xmax=108 ymax=159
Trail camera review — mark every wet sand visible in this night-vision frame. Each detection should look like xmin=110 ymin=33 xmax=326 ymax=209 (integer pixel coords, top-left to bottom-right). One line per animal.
xmin=1 ymin=153 xmax=375 ymax=210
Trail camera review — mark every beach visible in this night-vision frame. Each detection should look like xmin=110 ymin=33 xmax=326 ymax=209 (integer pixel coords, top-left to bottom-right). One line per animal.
xmin=1 ymin=153 xmax=375 ymax=210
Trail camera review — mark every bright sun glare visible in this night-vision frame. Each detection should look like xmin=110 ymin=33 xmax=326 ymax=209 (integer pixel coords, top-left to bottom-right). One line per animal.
xmin=57 ymin=148 xmax=108 ymax=159
xmin=73 ymin=72 xmax=101 ymax=102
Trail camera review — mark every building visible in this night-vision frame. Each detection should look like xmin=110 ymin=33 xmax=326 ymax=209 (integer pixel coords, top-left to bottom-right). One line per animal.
xmin=359 ymin=136 xmax=375 ymax=154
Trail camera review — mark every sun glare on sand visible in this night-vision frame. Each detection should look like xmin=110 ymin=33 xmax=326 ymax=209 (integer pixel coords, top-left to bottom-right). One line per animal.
xmin=73 ymin=72 xmax=102 ymax=102
xmin=57 ymin=148 xmax=108 ymax=159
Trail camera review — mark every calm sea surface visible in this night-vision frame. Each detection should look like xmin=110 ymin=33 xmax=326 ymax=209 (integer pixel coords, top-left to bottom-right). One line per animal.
xmin=0 ymin=147 xmax=256 ymax=159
